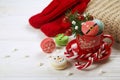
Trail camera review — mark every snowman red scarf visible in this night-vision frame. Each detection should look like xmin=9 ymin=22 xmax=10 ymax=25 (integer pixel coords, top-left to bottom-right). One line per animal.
xmin=29 ymin=0 xmax=90 ymax=37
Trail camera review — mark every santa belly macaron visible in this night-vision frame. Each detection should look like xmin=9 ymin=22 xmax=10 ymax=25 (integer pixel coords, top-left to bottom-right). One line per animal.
xmin=50 ymin=55 xmax=68 ymax=70
xmin=93 ymin=19 xmax=104 ymax=35
xmin=81 ymin=21 xmax=99 ymax=36
xmin=41 ymin=38 xmax=56 ymax=53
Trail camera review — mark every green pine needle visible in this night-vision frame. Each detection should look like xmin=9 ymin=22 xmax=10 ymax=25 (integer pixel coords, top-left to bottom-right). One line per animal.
xmin=65 ymin=11 xmax=92 ymax=36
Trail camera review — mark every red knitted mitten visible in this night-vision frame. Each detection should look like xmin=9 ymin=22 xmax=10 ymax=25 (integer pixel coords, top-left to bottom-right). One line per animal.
xmin=29 ymin=0 xmax=79 ymax=29
xmin=40 ymin=0 xmax=90 ymax=37
xmin=29 ymin=0 xmax=60 ymax=28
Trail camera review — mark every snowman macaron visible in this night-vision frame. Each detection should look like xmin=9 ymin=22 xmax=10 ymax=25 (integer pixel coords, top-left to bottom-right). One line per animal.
xmin=50 ymin=55 xmax=68 ymax=70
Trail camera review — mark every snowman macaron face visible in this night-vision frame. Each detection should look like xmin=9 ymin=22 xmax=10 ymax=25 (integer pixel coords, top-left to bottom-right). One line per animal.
xmin=50 ymin=55 xmax=68 ymax=70
xmin=52 ymin=56 xmax=65 ymax=64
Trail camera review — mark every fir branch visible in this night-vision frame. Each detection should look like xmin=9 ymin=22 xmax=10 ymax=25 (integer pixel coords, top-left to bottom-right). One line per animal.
xmin=65 ymin=11 xmax=93 ymax=36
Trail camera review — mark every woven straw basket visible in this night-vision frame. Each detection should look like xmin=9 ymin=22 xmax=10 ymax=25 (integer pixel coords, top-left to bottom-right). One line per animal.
xmin=85 ymin=0 xmax=120 ymax=43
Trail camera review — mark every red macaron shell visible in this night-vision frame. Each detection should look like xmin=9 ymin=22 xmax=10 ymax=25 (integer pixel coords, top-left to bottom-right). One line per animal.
xmin=81 ymin=21 xmax=99 ymax=36
xmin=41 ymin=38 xmax=56 ymax=53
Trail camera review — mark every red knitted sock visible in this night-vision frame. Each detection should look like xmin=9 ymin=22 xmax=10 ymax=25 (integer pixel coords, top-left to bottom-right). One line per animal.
xmin=29 ymin=0 xmax=79 ymax=29
xmin=29 ymin=0 xmax=60 ymax=28
xmin=40 ymin=0 xmax=90 ymax=37
xmin=41 ymin=0 xmax=60 ymax=16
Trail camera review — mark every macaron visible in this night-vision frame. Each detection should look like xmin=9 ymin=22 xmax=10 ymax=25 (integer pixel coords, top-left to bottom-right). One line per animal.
xmin=81 ymin=21 xmax=99 ymax=36
xmin=93 ymin=19 xmax=104 ymax=35
xmin=55 ymin=34 xmax=69 ymax=46
xmin=50 ymin=55 xmax=68 ymax=70
xmin=41 ymin=38 xmax=56 ymax=53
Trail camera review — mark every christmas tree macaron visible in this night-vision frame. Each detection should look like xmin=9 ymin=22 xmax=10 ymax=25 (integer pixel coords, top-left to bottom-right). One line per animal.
xmin=55 ymin=34 xmax=69 ymax=46
xmin=50 ymin=55 xmax=68 ymax=70
xmin=81 ymin=21 xmax=99 ymax=36
xmin=93 ymin=19 xmax=104 ymax=35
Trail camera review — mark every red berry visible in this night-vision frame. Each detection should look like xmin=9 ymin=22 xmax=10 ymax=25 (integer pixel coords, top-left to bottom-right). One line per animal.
xmin=78 ymin=15 xmax=84 ymax=21
xmin=62 ymin=16 xmax=69 ymax=23
xmin=64 ymin=28 xmax=72 ymax=36
xmin=88 ymin=15 xmax=94 ymax=20
xmin=61 ymin=16 xmax=71 ymax=29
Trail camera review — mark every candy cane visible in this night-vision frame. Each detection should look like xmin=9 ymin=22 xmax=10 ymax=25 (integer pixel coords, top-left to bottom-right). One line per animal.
xmin=64 ymin=43 xmax=79 ymax=59
xmin=84 ymin=53 xmax=92 ymax=58
xmin=65 ymin=42 xmax=111 ymax=70
xmin=94 ymin=42 xmax=111 ymax=60
xmin=64 ymin=50 xmax=73 ymax=58
xmin=75 ymin=57 xmax=94 ymax=70
xmin=64 ymin=49 xmax=79 ymax=59
xmin=97 ymin=43 xmax=108 ymax=59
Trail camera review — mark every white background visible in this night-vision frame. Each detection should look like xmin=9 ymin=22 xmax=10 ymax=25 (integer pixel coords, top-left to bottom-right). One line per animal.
xmin=0 ymin=0 xmax=120 ymax=80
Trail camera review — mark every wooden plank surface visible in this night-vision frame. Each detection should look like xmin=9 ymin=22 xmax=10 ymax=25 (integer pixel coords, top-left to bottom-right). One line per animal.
xmin=0 ymin=0 xmax=120 ymax=80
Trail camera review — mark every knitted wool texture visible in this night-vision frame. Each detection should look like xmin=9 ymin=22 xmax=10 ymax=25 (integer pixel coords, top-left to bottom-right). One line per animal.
xmin=85 ymin=0 xmax=120 ymax=43
xmin=41 ymin=0 xmax=90 ymax=37
xmin=29 ymin=0 xmax=79 ymax=28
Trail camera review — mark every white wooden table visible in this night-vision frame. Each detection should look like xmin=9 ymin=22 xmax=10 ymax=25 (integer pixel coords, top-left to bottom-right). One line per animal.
xmin=0 ymin=0 xmax=120 ymax=80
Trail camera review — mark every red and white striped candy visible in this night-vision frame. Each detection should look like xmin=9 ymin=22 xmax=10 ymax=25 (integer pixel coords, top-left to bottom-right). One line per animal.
xmin=75 ymin=57 xmax=94 ymax=70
